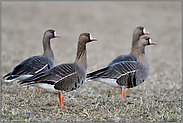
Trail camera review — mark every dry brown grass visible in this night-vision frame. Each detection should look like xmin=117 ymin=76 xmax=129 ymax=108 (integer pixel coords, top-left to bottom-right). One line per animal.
xmin=1 ymin=1 xmax=182 ymax=122
xmin=1 ymin=77 xmax=182 ymax=122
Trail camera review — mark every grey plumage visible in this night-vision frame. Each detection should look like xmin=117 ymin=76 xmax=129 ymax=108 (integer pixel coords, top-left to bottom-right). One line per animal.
xmin=87 ymin=61 xmax=148 ymax=88
xmin=107 ymin=26 xmax=150 ymax=67
xmin=86 ymin=35 xmax=156 ymax=101
xmin=19 ymin=63 xmax=85 ymax=93
xmin=3 ymin=29 xmax=60 ymax=82
xmin=18 ymin=33 xmax=97 ymax=107
xmin=3 ymin=55 xmax=53 ymax=81
xmin=108 ymin=54 xmax=137 ymax=66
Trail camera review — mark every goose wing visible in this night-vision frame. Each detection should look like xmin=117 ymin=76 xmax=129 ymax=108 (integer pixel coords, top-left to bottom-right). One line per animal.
xmin=96 ymin=61 xmax=138 ymax=79
xmin=87 ymin=61 xmax=146 ymax=88
xmin=107 ymin=54 xmax=137 ymax=66
xmin=4 ymin=55 xmax=52 ymax=79
xmin=18 ymin=63 xmax=75 ymax=85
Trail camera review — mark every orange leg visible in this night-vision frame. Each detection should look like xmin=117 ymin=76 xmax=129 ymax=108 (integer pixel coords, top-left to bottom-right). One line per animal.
xmin=26 ymin=83 xmax=29 ymax=92
xmin=113 ymin=87 xmax=116 ymax=92
xmin=120 ymin=89 xmax=125 ymax=101
xmin=58 ymin=93 xmax=61 ymax=107
xmin=60 ymin=94 xmax=64 ymax=107
xmin=38 ymin=87 xmax=40 ymax=94
xmin=58 ymin=93 xmax=64 ymax=107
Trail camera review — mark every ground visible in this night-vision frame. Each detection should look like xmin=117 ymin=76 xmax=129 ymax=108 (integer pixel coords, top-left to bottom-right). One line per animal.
xmin=1 ymin=1 xmax=182 ymax=122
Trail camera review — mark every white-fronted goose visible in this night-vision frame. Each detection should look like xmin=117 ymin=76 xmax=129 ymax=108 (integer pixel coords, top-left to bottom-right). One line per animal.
xmin=108 ymin=26 xmax=150 ymax=66
xmin=87 ymin=35 xmax=156 ymax=101
xmin=108 ymin=26 xmax=150 ymax=91
xmin=3 ymin=29 xmax=60 ymax=93
xmin=18 ymin=33 xmax=97 ymax=107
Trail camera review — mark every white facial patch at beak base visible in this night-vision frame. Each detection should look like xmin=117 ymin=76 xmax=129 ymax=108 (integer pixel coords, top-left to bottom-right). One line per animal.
xmin=149 ymin=38 xmax=152 ymax=44
xmin=143 ymin=28 xmax=150 ymax=35
xmin=89 ymin=33 xmax=97 ymax=41
xmin=149 ymin=38 xmax=157 ymax=45
xmin=90 ymin=33 xmax=94 ymax=40
xmin=54 ymin=31 xmax=60 ymax=37
xmin=143 ymin=28 xmax=146 ymax=34
xmin=54 ymin=31 xmax=57 ymax=36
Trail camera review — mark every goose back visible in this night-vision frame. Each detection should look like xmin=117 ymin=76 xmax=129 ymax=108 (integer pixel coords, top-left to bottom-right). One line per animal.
xmin=88 ymin=61 xmax=149 ymax=88
xmin=108 ymin=54 xmax=137 ymax=66
xmin=19 ymin=61 xmax=86 ymax=93
xmin=4 ymin=55 xmax=54 ymax=82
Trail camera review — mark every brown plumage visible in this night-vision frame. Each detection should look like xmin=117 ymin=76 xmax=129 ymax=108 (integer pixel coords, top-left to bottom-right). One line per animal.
xmin=3 ymin=29 xmax=60 ymax=94
xmin=19 ymin=33 xmax=97 ymax=107
xmin=86 ymin=35 xmax=156 ymax=101
xmin=106 ymin=26 xmax=150 ymax=91
xmin=108 ymin=26 xmax=150 ymax=66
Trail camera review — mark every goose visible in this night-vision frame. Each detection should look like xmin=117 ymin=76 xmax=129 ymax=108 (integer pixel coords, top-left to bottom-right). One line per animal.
xmin=86 ymin=35 xmax=156 ymax=101
xmin=18 ymin=33 xmax=97 ymax=107
xmin=108 ymin=26 xmax=150 ymax=66
xmin=108 ymin=26 xmax=150 ymax=91
xmin=3 ymin=29 xmax=60 ymax=93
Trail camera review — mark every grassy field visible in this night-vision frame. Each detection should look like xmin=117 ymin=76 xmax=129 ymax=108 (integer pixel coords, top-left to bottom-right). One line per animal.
xmin=1 ymin=1 xmax=182 ymax=122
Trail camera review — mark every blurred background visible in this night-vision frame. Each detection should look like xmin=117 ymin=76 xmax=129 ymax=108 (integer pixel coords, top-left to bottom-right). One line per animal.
xmin=1 ymin=1 xmax=181 ymax=122
xmin=1 ymin=1 xmax=181 ymax=77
